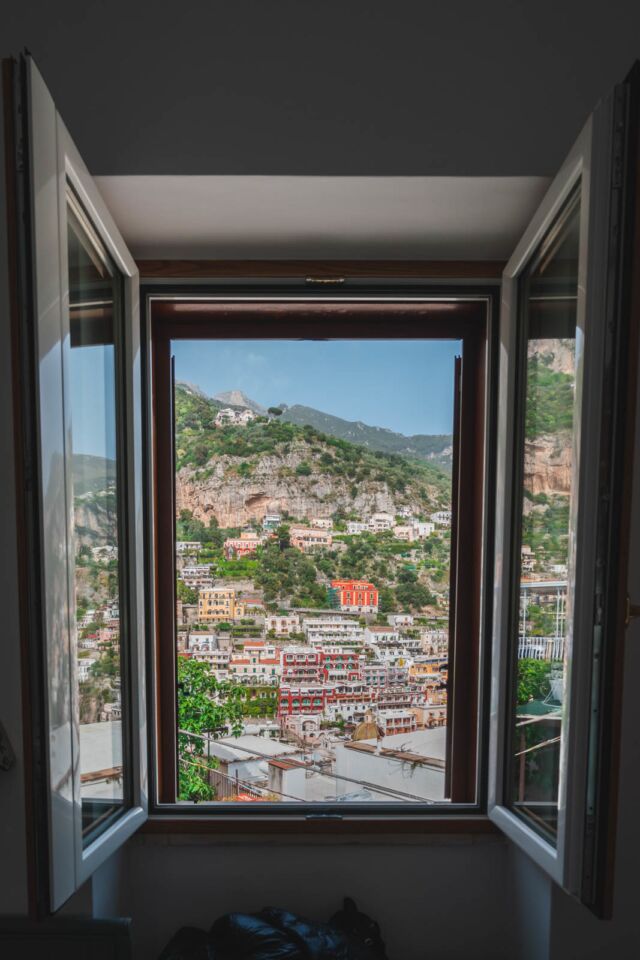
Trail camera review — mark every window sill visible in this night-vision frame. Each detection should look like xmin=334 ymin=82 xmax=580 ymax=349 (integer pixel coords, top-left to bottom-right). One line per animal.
xmin=141 ymin=814 xmax=498 ymax=837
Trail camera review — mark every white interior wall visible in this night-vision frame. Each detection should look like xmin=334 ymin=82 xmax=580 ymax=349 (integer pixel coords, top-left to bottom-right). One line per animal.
xmin=118 ymin=833 xmax=511 ymax=960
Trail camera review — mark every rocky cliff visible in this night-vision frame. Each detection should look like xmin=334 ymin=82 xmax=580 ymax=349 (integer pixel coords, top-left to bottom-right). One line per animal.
xmin=174 ymin=384 xmax=451 ymax=528
xmin=523 ymin=431 xmax=572 ymax=499
xmin=176 ymin=440 xmax=444 ymax=528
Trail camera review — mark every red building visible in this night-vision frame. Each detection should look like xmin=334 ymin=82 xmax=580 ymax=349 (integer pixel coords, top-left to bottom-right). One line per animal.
xmin=280 ymin=647 xmax=323 ymax=683
xmin=321 ymin=648 xmax=362 ymax=682
xmin=278 ymin=683 xmax=326 ymax=716
xmin=223 ymin=534 xmax=262 ymax=559
xmin=278 ymin=678 xmax=375 ymax=720
xmin=330 ymin=579 xmax=379 ymax=613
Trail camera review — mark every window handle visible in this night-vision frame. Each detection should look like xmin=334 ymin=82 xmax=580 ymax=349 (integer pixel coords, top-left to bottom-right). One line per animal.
xmin=625 ymin=597 xmax=640 ymax=628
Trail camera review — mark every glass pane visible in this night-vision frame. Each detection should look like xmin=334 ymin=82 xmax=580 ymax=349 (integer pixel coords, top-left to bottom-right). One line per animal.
xmin=172 ymin=338 xmax=461 ymax=804
xmin=508 ymin=188 xmax=581 ymax=841
xmin=67 ymin=198 xmax=126 ymax=845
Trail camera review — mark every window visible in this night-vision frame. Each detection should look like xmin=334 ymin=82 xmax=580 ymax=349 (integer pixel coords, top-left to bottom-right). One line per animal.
xmin=8 ymin=53 xmax=638 ymax=915
xmin=505 ymin=189 xmax=581 ymax=842
xmin=9 ymin=56 xmax=147 ymax=911
xmin=488 ymin=79 xmax=638 ymax=905
xmin=67 ymin=194 xmax=128 ymax=847
xmin=151 ymin=300 xmax=489 ymax=809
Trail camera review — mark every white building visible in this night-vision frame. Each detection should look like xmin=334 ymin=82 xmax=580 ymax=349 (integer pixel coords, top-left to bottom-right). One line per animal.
xmin=364 ymin=626 xmax=400 ymax=645
xmin=334 ymin=727 xmax=446 ymax=802
xmin=181 ymin=564 xmax=214 ymax=588
xmin=346 ymin=521 xmax=368 ymax=535
xmin=176 ymin=541 xmax=201 ymax=556
xmin=361 ymin=663 xmax=409 ymax=687
xmin=413 ymin=521 xmax=435 ymax=539
xmin=266 ymin=614 xmax=301 ymax=636
xmin=303 ymin=617 xmax=363 ymax=638
xmin=303 ymin=617 xmax=365 ymax=647
xmin=431 ymin=510 xmax=452 ymax=527
xmin=229 ymin=641 xmax=280 ymax=684
xmin=376 ymin=707 xmax=418 ymax=736
xmin=182 ymin=564 xmax=213 ymax=578
xmin=388 ymin=613 xmax=414 ymax=628
xmin=77 ymin=657 xmax=98 ymax=681
xmin=311 ymin=517 xmax=333 ymax=530
xmin=281 ymin=713 xmax=321 ymax=742
xmin=262 ymin=513 xmax=282 ymax=530
xmin=290 ymin=526 xmax=332 ymax=552
xmin=78 ymin=636 xmax=98 ymax=650
xmin=368 ymin=512 xmax=395 ymax=533
xmin=187 ymin=635 xmax=231 ymax=676
xmin=91 ymin=544 xmax=118 ymax=562
xmin=393 ymin=524 xmax=415 ymax=542
xmin=215 ymin=407 xmax=256 ymax=426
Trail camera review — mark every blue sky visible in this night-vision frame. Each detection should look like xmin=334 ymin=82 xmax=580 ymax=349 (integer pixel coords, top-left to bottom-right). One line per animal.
xmin=172 ymin=339 xmax=461 ymax=437
xmin=70 ymin=344 xmax=117 ymax=460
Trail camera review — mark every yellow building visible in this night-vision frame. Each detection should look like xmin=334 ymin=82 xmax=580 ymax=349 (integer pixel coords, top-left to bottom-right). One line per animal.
xmin=409 ymin=661 xmax=441 ymax=679
xmin=198 ymin=588 xmax=245 ymax=622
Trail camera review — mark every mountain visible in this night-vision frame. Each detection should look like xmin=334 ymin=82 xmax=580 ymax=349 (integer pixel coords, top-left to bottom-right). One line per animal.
xmin=280 ymin=404 xmax=452 ymax=470
xmin=72 ymin=453 xmax=117 ymax=496
xmin=175 ymin=385 xmax=452 ymax=468
xmin=176 ymin=381 xmax=216 ymax=403
xmin=174 ymin=384 xmax=451 ymax=528
xmin=213 ymin=390 xmax=266 ymax=414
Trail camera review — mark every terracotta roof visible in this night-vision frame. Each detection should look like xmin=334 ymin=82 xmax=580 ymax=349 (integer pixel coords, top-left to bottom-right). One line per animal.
xmin=268 ymin=759 xmax=302 ymax=771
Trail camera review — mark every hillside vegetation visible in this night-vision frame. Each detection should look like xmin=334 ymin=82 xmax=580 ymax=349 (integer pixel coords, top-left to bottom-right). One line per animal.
xmin=174 ymin=383 xmax=453 ymax=613
xmin=280 ymin=404 xmax=453 ymax=469
xmin=525 ymin=355 xmax=575 ymax=440
xmin=521 ymin=342 xmax=575 ymax=576
xmin=175 ymin=384 xmax=451 ymax=508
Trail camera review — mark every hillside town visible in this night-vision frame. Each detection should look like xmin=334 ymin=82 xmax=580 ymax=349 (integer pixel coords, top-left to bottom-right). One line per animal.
xmin=174 ymin=506 xmax=451 ymax=803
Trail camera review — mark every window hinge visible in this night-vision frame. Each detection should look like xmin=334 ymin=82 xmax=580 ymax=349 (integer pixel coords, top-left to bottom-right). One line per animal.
xmin=625 ymin=596 xmax=640 ymax=628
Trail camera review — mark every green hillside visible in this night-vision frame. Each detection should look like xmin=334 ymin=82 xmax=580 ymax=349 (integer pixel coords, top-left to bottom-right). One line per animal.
xmin=174 ymin=384 xmax=451 ymax=506
xmin=525 ymin=356 xmax=575 ymax=440
xmin=280 ymin=403 xmax=452 ymax=469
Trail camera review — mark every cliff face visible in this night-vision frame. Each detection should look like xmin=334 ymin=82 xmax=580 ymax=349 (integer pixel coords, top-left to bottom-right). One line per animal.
xmin=521 ymin=338 xmax=575 ymax=501
xmin=74 ymin=491 xmax=118 ymax=547
xmin=176 ymin=442 xmax=439 ymax=527
xmin=523 ymin=431 xmax=572 ymax=499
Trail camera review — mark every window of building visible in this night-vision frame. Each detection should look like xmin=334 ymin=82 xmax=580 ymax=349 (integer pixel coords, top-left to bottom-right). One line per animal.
xmin=150 ymin=299 xmax=489 ymax=810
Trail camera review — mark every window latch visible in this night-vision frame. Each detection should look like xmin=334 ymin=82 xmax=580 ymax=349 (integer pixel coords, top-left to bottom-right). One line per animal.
xmin=625 ymin=596 xmax=640 ymax=628
xmin=304 ymin=277 xmax=346 ymax=285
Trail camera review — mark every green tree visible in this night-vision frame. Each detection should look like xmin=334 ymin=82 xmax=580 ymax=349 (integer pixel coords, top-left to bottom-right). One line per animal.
xmin=517 ymin=659 xmax=553 ymax=706
xmin=378 ymin=586 xmax=397 ymax=613
xmin=177 ymin=580 xmax=199 ymax=605
xmin=276 ymin=524 xmax=291 ymax=550
xmin=177 ymin=657 xmax=246 ymax=801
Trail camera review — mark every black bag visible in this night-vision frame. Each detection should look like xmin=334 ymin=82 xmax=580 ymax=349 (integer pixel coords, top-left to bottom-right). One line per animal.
xmin=159 ymin=899 xmax=389 ymax=960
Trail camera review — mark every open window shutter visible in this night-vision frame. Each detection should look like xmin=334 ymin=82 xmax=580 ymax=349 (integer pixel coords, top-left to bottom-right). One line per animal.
xmin=8 ymin=54 xmax=147 ymax=911
xmin=489 ymin=65 xmax=640 ymax=906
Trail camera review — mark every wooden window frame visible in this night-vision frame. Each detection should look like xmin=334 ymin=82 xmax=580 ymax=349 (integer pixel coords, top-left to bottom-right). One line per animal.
xmin=145 ymin=285 xmax=498 ymax=830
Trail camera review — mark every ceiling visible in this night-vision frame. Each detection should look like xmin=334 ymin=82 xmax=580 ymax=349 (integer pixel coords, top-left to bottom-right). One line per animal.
xmin=96 ymin=175 xmax=550 ymax=260
xmin=5 ymin=1 xmax=640 ymax=178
